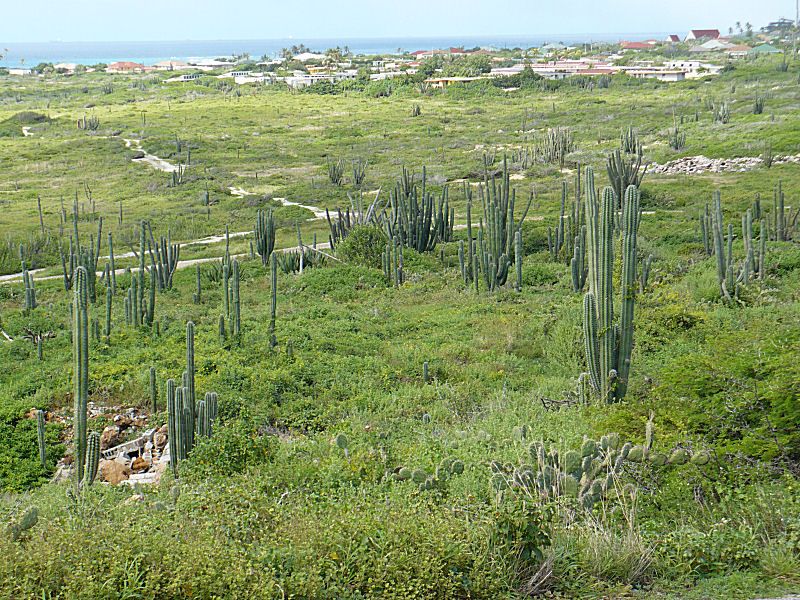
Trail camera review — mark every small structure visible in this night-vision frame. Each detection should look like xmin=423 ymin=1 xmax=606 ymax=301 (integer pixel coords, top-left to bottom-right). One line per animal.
xmin=665 ymin=34 xmax=681 ymax=43
xmin=620 ymin=41 xmax=653 ymax=51
xmin=725 ymin=45 xmax=752 ymax=58
xmin=294 ymin=52 xmax=326 ymax=62
xmin=685 ymin=29 xmax=721 ymax=41
xmin=626 ymin=68 xmax=686 ymax=82
xmin=154 ymin=60 xmax=190 ymax=71
xmin=749 ymin=43 xmax=782 ymax=55
xmin=166 ymin=73 xmax=202 ymax=82
xmin=107 ymin=61 xmax=145 ymax=73
xmin=424 ymin=76 xmax=487 ymax=89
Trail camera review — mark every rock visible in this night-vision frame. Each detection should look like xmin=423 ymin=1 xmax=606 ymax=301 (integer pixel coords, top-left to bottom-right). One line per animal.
xmin=133 ymin=417 xmax=148 ymax=428
xmin=100 ymin=426 xmax=123 ymax=450
xmin=122 ymin=493 xmax=145 ymax=504
xmin=99 ymin=459 xmax=131 ymax=485
xmin=131 ymin=456 xmax=150 ymax=473
xmin=113 ymin=415 xmax=133 ymax=429
xmin=154 ymin=431 xmax=167 ymax=450
xmin=131 ymin=150 xmax=145 ymax=159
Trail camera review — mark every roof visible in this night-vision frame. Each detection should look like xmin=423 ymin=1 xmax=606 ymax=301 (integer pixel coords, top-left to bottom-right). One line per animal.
xmin=750 ymin=43 xmax=781 ymax=54
xmin=688 ymin=29 xmax=721 ymax=39
xmin=725 ymin=45 xmax=752 ymax=52
xmin=108 ymin=61 xmax=144 ymax=70
xmin=620 ymin=41 xmax=652 ymax=50
xmin=666 ymin=35 xmax=681 ymax=42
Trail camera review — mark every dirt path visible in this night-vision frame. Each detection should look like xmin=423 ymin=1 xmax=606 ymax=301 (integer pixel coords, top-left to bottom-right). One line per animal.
xmin=21 ymin=126 xmax=33 ymax=137
xmin=124 ymin=138 xmax=180 ymax=173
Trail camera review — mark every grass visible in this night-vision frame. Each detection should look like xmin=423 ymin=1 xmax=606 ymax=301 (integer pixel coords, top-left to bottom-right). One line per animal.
xmin=0 ymin=54 xmax=799 ymax=599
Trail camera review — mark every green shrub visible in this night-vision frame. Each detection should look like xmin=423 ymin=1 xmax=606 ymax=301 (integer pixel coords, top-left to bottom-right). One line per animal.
xmin=334 ymin=225 xmax=387 ymax=269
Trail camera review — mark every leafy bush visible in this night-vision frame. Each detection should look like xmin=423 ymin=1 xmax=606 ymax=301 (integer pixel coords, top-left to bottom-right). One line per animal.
xmin=334 ymin=225 xmax=387 ymax=269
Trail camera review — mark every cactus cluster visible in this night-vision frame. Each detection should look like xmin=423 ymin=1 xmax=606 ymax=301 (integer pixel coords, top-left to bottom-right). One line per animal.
xmin=620 ymin=126 xmax=642 ymax=156
xmin=327 ymin=157 xmax=346 ymax=186
xmin=352 ymin=158 xmax=368 ymax=186
xmin=382 ymin=237 xmax=404 ymax=286
xmin=606 ymin=149 xmax=646 ymax=209
xmin=547 ymin=174 xmax=588 ymax=292
xmin=167 ymin=322 xmax=219 ymax=476
xmin=581 ymin=171 xmax=641 ymax=403
xmin=493 ymin=418 xmax=710 ymax=510
xmin=77 ymin=114 xmax=100 ymax=131
xmin=254 ymin=208 xmax=276 ymax=265
xmin=387 ymin=166 xmax=454 ymax=253
xmin=21 ymin=262 xmax=37 ymax=311
xmin=392 ymin=457 xmax=465 ymax=492
xmin=459 ymin=158 xmax=529 ymax=292
xmin=326 ymin=190 xmax=385 ymax=250
xmin=705 ymin=192 xmax=768 ymax=302
xmin=536 ymin=126 xmax=575 ymax=168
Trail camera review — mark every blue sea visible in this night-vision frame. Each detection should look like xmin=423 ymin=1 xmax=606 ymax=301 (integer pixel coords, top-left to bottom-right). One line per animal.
xmin=0 ymin=34 xmax=669 ymax=67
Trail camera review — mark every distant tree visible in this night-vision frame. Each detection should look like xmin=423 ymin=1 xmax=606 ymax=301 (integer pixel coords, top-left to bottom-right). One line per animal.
xmin=745 ymin=22 xmax=754 ymax=37
xmin=736 ymin=21 xmax=743 ymax=34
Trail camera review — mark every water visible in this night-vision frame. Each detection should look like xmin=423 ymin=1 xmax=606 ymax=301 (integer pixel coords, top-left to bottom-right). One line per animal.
xmin=0 ymin=34 xmax=669 ymax=67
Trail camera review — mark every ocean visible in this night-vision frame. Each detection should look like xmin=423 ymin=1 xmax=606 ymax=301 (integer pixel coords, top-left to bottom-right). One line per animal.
xmin=0 ymin=34 xmax=669 ymax=67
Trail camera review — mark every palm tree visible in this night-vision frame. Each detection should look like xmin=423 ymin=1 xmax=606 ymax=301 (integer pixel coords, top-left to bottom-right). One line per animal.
xmin=736 ymin=21 xmax=743 ymax=34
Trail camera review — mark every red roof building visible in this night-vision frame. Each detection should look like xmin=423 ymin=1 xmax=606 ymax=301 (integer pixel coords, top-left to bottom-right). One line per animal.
xmin=685 ymin=29 xmax=721 ymax=41
xmin=665 ymin=35 xmax=681 ymax=43
xmin=107 ymin=61 xmax=145 ymax=72
xmin=620 ymin=41 xmax=653 ymax=50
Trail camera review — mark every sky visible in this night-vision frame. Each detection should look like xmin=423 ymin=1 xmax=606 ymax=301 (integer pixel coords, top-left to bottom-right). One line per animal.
xmin=0 ymin=0 xmax=794 ymax=43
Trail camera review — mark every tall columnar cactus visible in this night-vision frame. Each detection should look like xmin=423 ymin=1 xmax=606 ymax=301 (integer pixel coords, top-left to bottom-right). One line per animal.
xmin=582 ymin=177 xmax=641 ymax=403
xmin=186 ymin=321 xmax=196 ymax=417
xmin=166 ymin=379 xmax=178 ymax=475
xmin=36 ymin=410 xmax=46 ymax=468
xmin=514 ymin=229 xmax=523 ymax=292
xmin=231 ymin=259 xmax=241 ymax=337
xmin=144 ymin=222 xmax=180 ymax=291
xmin=474 ymin=157 xmax=531 ymax=291
xmin=149 ymin=367 xmax=157 ymax=413
xmin=193 ymin=265 xmax=202 ymax=304
xmin=83 ymin=431 xmax=100 ymax=487
xmin=606 ymin=149 xmax=645 ymax=209
xmin=21 ymin=262 xmax=37 ymax=311
xmin=73 ymin=266 xmax=90 ymax=486
xmin=107 ymin=232 xmax=116 ymax=294
xmin=105 ymin=287 xmax=112 ymax=340
xmin=571 ymin=225 xmax=587 ymax=292
xmin=222 ymin=262 xmax=230 ymax=317
xmin=255 ymin=208 xmax=276 ymax=265
xmin=269 ymin=254 xmax=278 ymax=348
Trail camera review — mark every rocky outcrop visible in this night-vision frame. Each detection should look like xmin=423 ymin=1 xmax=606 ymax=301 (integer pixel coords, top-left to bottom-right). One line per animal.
xmin=650 ymin=154 xmax=800 ymax=175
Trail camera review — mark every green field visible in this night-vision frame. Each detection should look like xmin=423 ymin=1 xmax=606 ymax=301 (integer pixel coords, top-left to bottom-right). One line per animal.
xmin=1 ymin=56 xmax=799 ymax=599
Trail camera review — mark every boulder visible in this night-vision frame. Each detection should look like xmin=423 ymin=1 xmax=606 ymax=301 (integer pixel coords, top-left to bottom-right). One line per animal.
xmin=99 ymin=459 xmax=131 ymax=485
xmin=131 ymin=456 xmax=150 ymax=473
xmin=100 ymin=426 xmax=122 ymax=450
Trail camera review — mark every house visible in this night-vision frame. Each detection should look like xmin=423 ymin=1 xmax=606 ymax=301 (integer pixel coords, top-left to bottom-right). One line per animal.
xmin=166 ymin=73 xmax=202 ymax=82
xmin=293 ymin=52 xmax=326 ymax=62
xmin=626 ymin=68 xmax=686 ymax=82
xmin=665 ymin=60 xmax=724 ymax=78
xmin=154 ymin=60 xmax=190 ymax=71
xmin=665 ymin=35 xmax=681 ymax=43
xmin=620 ymin=41 xmax=653 ymax=51
xmin=54 ymin=63 xmax=78 ymax=73
xmin=424 ymin=76 xmax=487 ymax=89
xmin=698 ymin=39 xmax=732 ymax=51
xmin=725 ymin=45 xmax=752 ymax=58
xmin=7 ymin=67 xmax=32 ymax=76
xmin=107 ymin=61 xmax=145 ymax=73
xmin=749 ymin=43 xmax=782 ymax=55
xmin=685 ymin=29 xmax=721 ymax=41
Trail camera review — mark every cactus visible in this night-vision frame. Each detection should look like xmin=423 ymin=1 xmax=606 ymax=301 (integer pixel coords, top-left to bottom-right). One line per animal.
xmin=83 ymin=431 xmax=100 ymax=486
xmin=72 ymin=266 xmax=90 ymax=488
xmin=166 ymin=379 xmax=179 ymax=474
xmin=8 ymin=507 xmax=38 ymax=541
xmin=514 ymin=229 xmax=523 ymax=291
xmin=107 ymin=232 xmax=116 ymax=294
xmin=193 ymin=265 xmax=201 ymax=303
xmin=231 ymin=259 xmax=241 ymax=337
xmin=218 ymin=314 xmax=226 ymax=342
xmin=186 ymin=322 xmax=195 ymax=418
xmin=474 ymin=157 xmax=531 ymax=291
xmin=352 ymin=158 xmax=368 ymax=186
xmin=327 ymin=157 xmax=345 ymax=186
xmin=639 ymin=254 xmax=653 ymax=293
xmin=255 ymin=208 xmax=276 ymax=265
xmin=104 ymin=287 xmax=112 ymax=340
xmin=423 ymin=361 xmax=429 ymax=383
xmin=606 ymin=149 xmax=646 ymax=209
xmin=269 ymin=254 xmax=277 ymax=348
xmin=571 ymin=225 xmax=587 ymax=292
xmin=620 ymin=126 xmax=642 ymax=156
xmin=21 ymin=262 xmax=37 ymax=311
xmin=712 ymin=101 xmax=730 ymax=124
xmin=36 ymin=410 xmax=46 ymax=468
xmin=582 ymin=173 xmax=641 ymax=403
xmin=149 ymin=367 xmax=157 ymax=413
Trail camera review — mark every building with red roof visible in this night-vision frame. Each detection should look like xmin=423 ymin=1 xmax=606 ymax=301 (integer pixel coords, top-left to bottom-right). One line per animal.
xmin=685 ymin=29 xmax=721 ymax=41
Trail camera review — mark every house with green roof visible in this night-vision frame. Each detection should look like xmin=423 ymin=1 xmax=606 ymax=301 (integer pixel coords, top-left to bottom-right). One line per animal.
xmin=749 ymin=43 xmax=781 ymax=55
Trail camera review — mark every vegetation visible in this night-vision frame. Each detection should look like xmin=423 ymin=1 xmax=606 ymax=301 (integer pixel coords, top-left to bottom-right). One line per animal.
xmin=0 ymin=52 xmax=799 ymax=599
